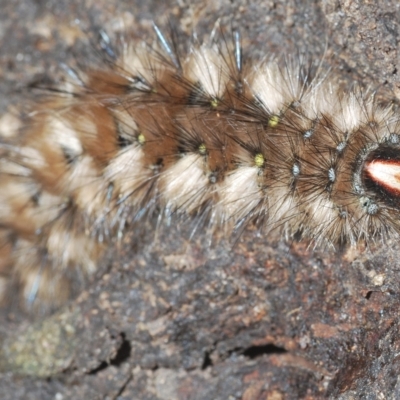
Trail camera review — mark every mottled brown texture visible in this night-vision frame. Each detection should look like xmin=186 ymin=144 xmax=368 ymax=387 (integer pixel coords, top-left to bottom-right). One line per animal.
xmin=323 ymin=0 xmax=400 ymax=98
xmin=1 ymin=0 xmax=400 ymax=399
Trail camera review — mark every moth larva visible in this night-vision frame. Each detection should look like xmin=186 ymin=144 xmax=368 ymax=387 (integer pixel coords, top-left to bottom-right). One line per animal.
xmin=0 ymin=21 xmax=399 ymax=314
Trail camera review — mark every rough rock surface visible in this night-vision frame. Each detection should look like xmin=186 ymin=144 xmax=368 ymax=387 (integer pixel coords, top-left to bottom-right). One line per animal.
xmin=0 ymin=0 xmax=400 ymax=399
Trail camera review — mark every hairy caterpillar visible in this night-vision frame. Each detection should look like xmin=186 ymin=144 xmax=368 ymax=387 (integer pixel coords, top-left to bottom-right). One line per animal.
xmin=0 ymin=20 xmax=399 ymax=314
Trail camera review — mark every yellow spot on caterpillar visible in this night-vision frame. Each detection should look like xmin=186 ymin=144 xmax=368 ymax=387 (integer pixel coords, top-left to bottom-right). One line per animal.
xmin=198 ymin=143 xmax=207 ymax=155
xmin=210 ymin=98 xmax=219 ymax=108
xmin=137 ymin=133 xmax=145 ymax=145
xmin=254 ymin=153 xmax=265 ymax=168
xmin=268 ymin=115 xmax=279 ymax=128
